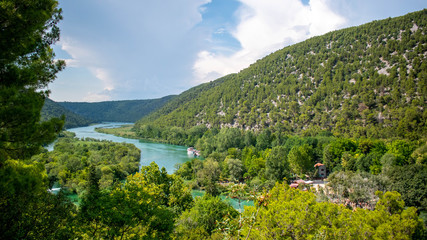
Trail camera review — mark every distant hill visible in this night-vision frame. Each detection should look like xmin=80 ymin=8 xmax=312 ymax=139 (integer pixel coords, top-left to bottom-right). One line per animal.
xmin=135 ymin=10 xmax=427 ymax=140
xmin=137 ymin=75 xmax=231 ymax=125
xmin=57 ymin=95 xmax=175 ymax=123
xmin=41 ymin=98 xmax=92 ymax=129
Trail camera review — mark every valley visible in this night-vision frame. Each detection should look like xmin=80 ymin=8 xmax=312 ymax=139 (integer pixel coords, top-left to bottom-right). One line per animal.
xmin=2 ymin=3 xmax=426 ymax=239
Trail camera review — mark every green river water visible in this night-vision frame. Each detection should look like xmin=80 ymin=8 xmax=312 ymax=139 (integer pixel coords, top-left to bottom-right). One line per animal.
xmin=64 ymin=123 xmax=253 ymax=211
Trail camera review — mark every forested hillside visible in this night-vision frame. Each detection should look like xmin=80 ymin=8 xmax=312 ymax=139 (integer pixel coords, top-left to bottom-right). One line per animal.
xmin=41 ymin=98 xmax=92 ymax=128
xmin=136 ymin=10 xmax=427 ymax=140
xmin=59 ymin=95 xmax=175 ymax=123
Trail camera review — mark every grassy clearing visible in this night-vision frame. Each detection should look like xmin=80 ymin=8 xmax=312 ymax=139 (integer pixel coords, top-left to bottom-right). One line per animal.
xmin=96 ymin=124 xmax=137 ymax=138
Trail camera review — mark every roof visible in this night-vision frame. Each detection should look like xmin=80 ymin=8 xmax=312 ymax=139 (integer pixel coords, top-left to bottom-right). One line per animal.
xmin=314 ymin=163 xmax=324 ymax=167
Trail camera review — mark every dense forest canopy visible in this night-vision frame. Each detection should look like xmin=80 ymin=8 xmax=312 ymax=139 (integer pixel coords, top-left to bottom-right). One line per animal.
xmin=33 ymin=132 xmax=141 ymax=193
xmin=41 ymin=96 xmax=176 ymax=128
xmin=41 ymin=98 xmax=93 ymax=128
xmin=0 ymin=0 xmax=65 ymax=161
xmin=0 ymin=0 xmax=68 ymax=238
xmin=135 ymin=9 xmax=427 ymax=140
xmin=57 ymin=95 xmax=175 ymax=123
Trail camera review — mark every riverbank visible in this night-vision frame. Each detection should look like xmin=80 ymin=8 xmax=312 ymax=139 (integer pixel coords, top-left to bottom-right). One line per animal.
xmin=67 ymin=123 xmax=194 ymax=174
xmin=95 ymin=124 xmax=138 ymax=139
xmin=94 ymin=124 xmax=182 ymax=146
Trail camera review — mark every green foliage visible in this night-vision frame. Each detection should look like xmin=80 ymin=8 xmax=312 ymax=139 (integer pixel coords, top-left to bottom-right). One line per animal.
xmin=41 ymin=98 xmax=92 ymax=128
xmin=140 ymin=162 xmax=194 ymax=214
xmin=0 ymin=1 xmax=78 ymax=238
xmin=79 ymin=172 xmax=173 ymax=239
xmin=196 ymin=158 xmax=221 ymax=196
xmin=0 ymin=160 xmax=76 ymax=239
xmin=240 ymin=183 xmax=424 ymax=239
xmin=0 ymin=88 xmax=64 ymax=161
xmin=224 ymin=158 xmax=244 ymax=182
xmin=169 ymin=175 xmax=195 ymax=214
xmin=265 ymin=145 xmax=290 ymax=181
xmin=78 ymin=162 xmax=193 ymax=239
xmin=411 ymin=143 xmax=427 ymax=165
xmin=216 ymin=128 xmax=243 ymax=152
xmin=256 ymin=129 xmax=272 ymax=150
xmin=0 ymin=0 xmax=65 ymax=162
xmin=174 ymin=194 xmax=238 ymax=238
xmin=79 ymin=165 xmax=102 ymax=226
xmin=244 ymin=149 xmax=268 ymax=181
xmin=359 ymin=152 xmax=383 ymax=173
xmin=323 ymin=139 xmax=357 ymax=171
xmin=34 ymin=135 xmax=141 ymax=193
xmin=175 ymin=161 xmax=195 ymax=180
xmin=288 ymin=144 xmax=315 ymax=177
xmin=384 ymin=164 xmax=427 ymax=211
xmin=387 ymin=139 xmax=416 ymax=165
xmin=375 ymin=191 xmax=405 ymax=215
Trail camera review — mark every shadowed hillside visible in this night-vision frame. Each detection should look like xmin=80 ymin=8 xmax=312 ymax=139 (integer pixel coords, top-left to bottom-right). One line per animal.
xmin=58 ymin=95 xmax=175 ymax=123
xmin=41 ymin=98 xmax=92 ymax=129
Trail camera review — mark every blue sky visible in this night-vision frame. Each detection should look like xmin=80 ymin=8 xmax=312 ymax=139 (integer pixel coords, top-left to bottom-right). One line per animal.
xmin=49 ymin=0 xmax=426 ymax=102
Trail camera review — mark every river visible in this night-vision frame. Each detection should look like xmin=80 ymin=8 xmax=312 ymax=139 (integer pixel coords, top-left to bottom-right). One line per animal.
xmin=67 ymin=122 xmax=194 ymax=173
xmin=66 ymin=122 xmax=253 ymax=211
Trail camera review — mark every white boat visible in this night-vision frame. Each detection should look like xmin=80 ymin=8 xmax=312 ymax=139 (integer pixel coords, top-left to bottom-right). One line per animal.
xmin=187 ymin=147 xmax=194 ymax=155
xmin=187 ymin=147 xmax=201 ymax=157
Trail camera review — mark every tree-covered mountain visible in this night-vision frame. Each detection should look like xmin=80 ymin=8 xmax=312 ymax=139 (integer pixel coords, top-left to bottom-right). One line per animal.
xmin=135 ymin=10 xmax=427 ymax=140
xmin=41 ymin=98 xmax=93 ymax=129
xmin=58 ymin=95 xmax=175 ymax=123
xmin=137 ymin=76 xmax=230 ymax=125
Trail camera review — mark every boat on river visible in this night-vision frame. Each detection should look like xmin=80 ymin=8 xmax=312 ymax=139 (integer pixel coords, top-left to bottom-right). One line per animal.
xmin=187 ymin=147 xmax=201 ymax=157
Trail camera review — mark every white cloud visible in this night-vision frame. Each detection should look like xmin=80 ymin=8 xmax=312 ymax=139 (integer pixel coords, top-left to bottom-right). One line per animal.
xmin=50 ymin=0 xmax=213 ymax=101
xmin=193 ymin=0 xmax=346 ymax=83
xmin=56 ymin=38 xmax=116 ymax=101
xmin=90 ymin=68 xmax=115 ymax=92
xmin=308 ymin=0 xmax=347 ymax=36
xmin=59 ymin=38 xmax=97 ymax=67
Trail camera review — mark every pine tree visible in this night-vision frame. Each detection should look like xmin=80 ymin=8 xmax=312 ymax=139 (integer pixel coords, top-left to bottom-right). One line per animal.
xmin=0 ymin=0 xmax=65 ymax=163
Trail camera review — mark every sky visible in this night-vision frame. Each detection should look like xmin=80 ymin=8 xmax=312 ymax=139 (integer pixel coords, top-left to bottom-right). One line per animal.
xmin=49 ymin=0 xmax=426 ymax=102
